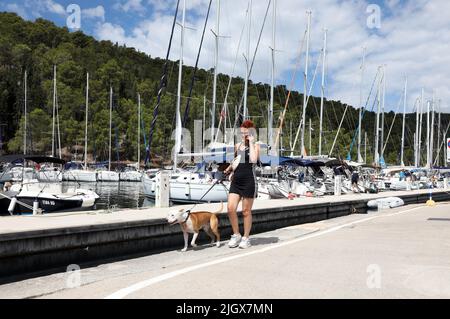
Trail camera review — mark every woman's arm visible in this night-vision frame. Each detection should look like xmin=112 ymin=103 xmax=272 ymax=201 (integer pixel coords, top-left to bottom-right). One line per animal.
xmin=248 ymin=136 xmax=260 ymax=163
xmin=224 ymin=144 xmax=239 ymax=174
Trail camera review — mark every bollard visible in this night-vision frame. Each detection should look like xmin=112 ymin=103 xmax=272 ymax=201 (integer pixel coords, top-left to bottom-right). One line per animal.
xmin=334 ymin=175 xmax=342 ymax=196
xmin=33 ymin=200 xmax=40 ymax=215
xmin=155 ymin=171 xmax=170 ymax=208
xmin=426 ymin=181 xmax=436 ymax=207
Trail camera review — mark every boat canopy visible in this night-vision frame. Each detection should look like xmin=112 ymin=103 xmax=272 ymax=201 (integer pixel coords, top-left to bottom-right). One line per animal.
xmin=0 ymin=155 xmax=65 ymax=165
xmin=201 ymin=153 xmax=326 ymax=168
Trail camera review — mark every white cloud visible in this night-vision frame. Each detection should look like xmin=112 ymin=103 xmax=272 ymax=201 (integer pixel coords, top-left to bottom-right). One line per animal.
xmin=4 ymin=3 xmax=29 ymax=19
xmin=94 ymin=0 xmax=450 ymax=113
xmin=114 ymin=0 xmax=146 ymax=14
xmin=82 ymin=6 xmax=106 ymax=22
xmin=24 ymin=0 xmax=65 ymax=17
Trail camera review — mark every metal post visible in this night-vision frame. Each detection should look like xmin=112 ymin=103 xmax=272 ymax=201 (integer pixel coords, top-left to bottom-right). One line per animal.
xmin=155 ymin=171 xmax=170 ymax=208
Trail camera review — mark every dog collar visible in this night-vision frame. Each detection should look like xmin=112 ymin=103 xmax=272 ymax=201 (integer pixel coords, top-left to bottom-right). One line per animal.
xmin=182 ymin=210 xmax=192 ymax=223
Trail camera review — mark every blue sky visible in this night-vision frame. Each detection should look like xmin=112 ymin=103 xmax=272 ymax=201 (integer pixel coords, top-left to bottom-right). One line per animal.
xmin=1 ymin=0 xmax=449 ymax=116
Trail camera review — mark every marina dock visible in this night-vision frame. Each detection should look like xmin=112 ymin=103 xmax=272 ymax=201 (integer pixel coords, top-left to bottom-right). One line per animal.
xmin=1 ymin=188 xmax=449 ymax=280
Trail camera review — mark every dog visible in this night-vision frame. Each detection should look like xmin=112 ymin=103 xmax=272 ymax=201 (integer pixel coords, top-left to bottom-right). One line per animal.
xmin=167 ymin=202 xmax=223 ymax=252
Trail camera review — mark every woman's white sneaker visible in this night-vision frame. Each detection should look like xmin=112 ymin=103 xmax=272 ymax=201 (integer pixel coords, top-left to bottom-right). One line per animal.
xmin=238 ymin=237 xmax=251 ymax=249
xmin=228 ymin=234 xmax=242 ymax=248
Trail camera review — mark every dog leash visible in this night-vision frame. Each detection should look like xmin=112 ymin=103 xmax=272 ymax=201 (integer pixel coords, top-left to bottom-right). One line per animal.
xmin=183 ymin=178 xmax=226 ymax=223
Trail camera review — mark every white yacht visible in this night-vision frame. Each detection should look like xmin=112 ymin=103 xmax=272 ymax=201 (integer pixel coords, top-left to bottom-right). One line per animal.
xmin=62 ymin=162 xmax=97 ymax=182
xmin=119 ymin=165 xmax=142 ymax=182
xmin=142 ymin=170 xmax=228 ymax=204
xmin=8 ymin=182 xmax=99 ymax=214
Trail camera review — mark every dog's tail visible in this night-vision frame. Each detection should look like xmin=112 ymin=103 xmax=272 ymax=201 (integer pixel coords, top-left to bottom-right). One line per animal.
xmin=213 ymin=202 xmax=224 ymax=214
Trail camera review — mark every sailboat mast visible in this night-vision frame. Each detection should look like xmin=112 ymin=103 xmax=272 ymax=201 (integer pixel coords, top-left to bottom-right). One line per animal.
xmin=138 ymin=93 xmax=141 ymax=167
xmin=85 ymin=72 xmax=89 ymax=170
xmin=268 ymin=0 xmax=276 ymax=154
xmin=52 ymin=65 xmax=56 ymax=157
xmin=436 ymin=100 xmax=441 ymax=166
xmin=364 ymin=131 xmax=367 ymax=163
xmin=426 ymin=100 xmax=431 ymax=169
xmin=23 ymin=70 xmax=27 ymax=155
xmin=400 ymin=76 xmax=407 ymax=166
xmin=203 ymin=95 xmax=206 ymax=150
xmin=319 ymin=28 xmax=327 ymax=157
xmin=212 ymin=0 xmax=220 ymax=142
xmin=174 ymin=0 xmax=186 ymax=171
xmin=430 ymin=92 xmax=435 ymax=167
xmin=357 ymin=47 xmax=366 ymax=162
xmin=243 ymin=0 xmax=252 ymax=121
xmin=374 ymin=67 xmax=381 ymax=166
xmin=415 ymin=95 xmax=420 ymax=167
xmin=418 ymin=88 xmax=424 ymax=166
xmin=109 ymin=86 xmax=113 ymax=172
xmin=300 ymin=10 xmax=311 ymax=157
xmin=380 ymin=65 xmax=386 ymax=162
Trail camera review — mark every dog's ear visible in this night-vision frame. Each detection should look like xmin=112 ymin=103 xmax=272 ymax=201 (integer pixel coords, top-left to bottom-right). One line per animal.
xmin=179 ymin=209 xmax=184 ymax=212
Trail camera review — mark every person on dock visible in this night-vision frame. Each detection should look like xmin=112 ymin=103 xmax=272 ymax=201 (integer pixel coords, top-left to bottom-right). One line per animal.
xmin=224 ymin=120 xmax=260 ymax=249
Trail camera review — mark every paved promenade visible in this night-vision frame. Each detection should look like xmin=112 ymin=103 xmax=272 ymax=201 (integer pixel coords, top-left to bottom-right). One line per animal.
xmin=1 ymin=202 xmax=449 ymax=299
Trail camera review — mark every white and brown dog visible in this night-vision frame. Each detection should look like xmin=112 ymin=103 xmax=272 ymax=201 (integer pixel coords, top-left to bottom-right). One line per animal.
xmin=167 ymin=203 xmax=223 ymax=252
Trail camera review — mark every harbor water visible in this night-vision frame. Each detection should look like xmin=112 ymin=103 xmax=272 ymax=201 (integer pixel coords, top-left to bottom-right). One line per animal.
xmin=63 ymin=181 xmax=155 ymax=210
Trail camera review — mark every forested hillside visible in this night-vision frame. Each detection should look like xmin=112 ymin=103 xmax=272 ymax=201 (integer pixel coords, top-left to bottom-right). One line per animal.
xmin=0 ymin=12 xmax=448 ymax=166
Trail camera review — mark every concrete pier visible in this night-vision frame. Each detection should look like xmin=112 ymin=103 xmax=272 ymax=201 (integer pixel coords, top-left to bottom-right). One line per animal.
xmin=1 ymin=189 xmax=449 ymax=279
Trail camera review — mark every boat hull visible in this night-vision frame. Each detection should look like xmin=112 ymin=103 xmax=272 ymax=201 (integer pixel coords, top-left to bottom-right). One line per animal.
xmin=63 ymin=170 xmax=98 ymax=182
xmin=119 ymin=171 xmax=142 ymax=182
xmin=142 ymin=175 xmax=228 ymax=203
xmin=97 ymin=171 xmax=119 ymax=182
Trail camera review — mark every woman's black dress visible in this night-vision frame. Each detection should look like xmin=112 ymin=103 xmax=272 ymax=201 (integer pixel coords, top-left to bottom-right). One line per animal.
xmin=229 ymin=143 xmax=257 ymax=198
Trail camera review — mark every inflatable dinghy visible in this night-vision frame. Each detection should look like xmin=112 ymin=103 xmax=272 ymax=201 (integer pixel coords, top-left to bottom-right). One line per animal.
xmin=367 ymin=197 xmax=405 ymax=210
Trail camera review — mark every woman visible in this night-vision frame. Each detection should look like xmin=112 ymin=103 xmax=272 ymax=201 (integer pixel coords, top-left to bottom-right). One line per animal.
xmin=224 ymin=120 xmax=260 ymax=249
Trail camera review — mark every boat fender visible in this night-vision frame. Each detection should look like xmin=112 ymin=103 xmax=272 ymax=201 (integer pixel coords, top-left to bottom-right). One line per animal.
xmin=8 ymin=197 xmax=17 ymax=214
xmin=185 ymin=183 xmax=190 ymax=196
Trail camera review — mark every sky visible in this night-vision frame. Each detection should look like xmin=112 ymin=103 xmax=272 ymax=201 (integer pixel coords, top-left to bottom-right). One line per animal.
xmin=1 ymin=0 xmax=450 ymax=114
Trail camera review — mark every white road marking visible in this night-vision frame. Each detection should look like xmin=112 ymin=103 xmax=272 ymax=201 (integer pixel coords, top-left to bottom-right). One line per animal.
xmin=104 ymin=205 xmax=425 ymax=299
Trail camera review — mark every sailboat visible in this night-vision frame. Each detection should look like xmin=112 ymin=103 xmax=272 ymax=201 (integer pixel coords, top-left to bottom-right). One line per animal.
xmin=38 ymin=65 xmax=64 ymax=183
xmin=119 ymin=94 xmax=143 ymax=182
xmin=1 ymin=155 xmax=99 ymax=215
xmin=63 ymin=73 xmax=98 ymax=182
xmin=142 ymin=0 xmax=228 ymax=203
xmin=97 ymin=86 xmax=120 ymax=182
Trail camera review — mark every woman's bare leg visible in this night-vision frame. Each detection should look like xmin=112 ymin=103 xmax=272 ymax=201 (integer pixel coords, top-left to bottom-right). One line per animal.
xmin=227 ymin=193 xmax=241 ymax=235
xmin=242 ymin=198 xmax=254 ymax=238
